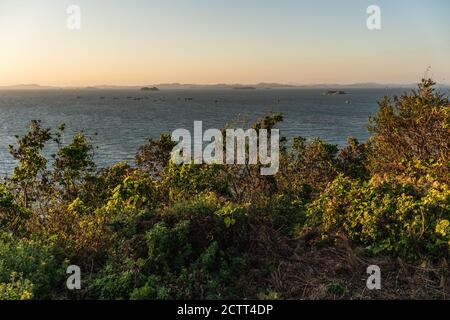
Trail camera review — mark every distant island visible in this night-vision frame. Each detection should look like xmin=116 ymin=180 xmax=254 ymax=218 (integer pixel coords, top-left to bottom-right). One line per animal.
xmin=323 ymin=90 xmax=347 ymax=96
xmin=232 ymin=86 xmax=256 ymax=90
xmin=140 ymin=86 xmax=160 ymax=91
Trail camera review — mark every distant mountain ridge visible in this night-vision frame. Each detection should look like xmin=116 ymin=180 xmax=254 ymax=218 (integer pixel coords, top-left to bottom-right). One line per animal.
xmin=0 ymin=84 xmax=60 ymax=90
xmin=1 ymin=82 xmax=449 ymax=90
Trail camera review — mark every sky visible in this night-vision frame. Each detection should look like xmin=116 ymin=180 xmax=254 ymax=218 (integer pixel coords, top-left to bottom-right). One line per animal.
xmin=0 ymin=0 xmax=449 ymax=86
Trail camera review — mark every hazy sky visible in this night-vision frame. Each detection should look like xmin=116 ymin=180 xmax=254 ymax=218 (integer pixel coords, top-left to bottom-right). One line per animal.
xmin=0 ymin=0 xmax=449 ymax=86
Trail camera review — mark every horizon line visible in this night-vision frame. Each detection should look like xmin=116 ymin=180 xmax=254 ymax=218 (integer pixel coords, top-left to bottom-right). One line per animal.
xmin=2 ymin=81 xmax=450 ymax=89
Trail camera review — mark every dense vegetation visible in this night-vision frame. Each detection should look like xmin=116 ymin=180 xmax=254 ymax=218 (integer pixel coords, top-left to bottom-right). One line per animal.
xmin=0 ymin=79 xmax=448 ymax=300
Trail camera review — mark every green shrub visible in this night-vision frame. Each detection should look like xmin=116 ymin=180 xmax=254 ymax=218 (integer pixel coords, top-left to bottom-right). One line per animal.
xmin=130 ymin=275 xmax=170 ymax=300
xmin=104 ymin=170 xmax=158 ymax=214
xmin=0 ymin=184 xmax=29 ymax=232
xmin=0 ymin=233 xmax=64 ymax=298
xmin=367 ymin=79 xmax=449 ymax=182
xmin=88 ymin=258 xmax=146 ymax=300
xmin=281 ymin=137 xmax=339 ymax=194
xmin=262 ymin=191 xmax=308 ymax=235
xmin=53 ymin=132 xmax=96 ymax=200
xmin=87 ymin=193 xmax=249 ymax=300
xmin=0 ymin=272 xmax=34 ymax=300
xmin=164 ymin=162 xmax=231 ymax=200
xmin=307 ymin=175 xmax=450 ymax=258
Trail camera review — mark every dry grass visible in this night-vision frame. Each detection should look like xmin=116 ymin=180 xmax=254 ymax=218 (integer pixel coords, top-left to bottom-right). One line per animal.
xmin=242 ymin=223 xmax=449 ymax=300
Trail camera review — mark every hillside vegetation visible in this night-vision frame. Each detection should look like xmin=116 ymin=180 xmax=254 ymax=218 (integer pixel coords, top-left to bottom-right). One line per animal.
xmin=0 ymin=79 xmax=448 ymax=300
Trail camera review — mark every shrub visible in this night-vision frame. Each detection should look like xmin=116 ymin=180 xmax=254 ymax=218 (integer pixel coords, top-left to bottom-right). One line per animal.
xmin=337 ymin=137 xmax=369 ymax=180
xmin=135 ymin=134 xmax=176 ymax=177
xmin=89 ymin=194 xmax=249 ymax=299
xmin=261 ymin=191 xmax=309 ymax=235
xmin=87 ymin=258 xmax=146 ymax=300
xmin=8 ymin=120 xmax=52 ymax=209
xmin=307 ymin=175 xmax=450 ymax=258
xmin=280 ymin=137 xmax=339 ymax=195
xmin=367 ymin=79 xmax=449 ymax=182
xmin=53 ymin=132 xmax=96 ymax=200
xmin=164 ymin=162 xmax=231 ymax=200
xmin=0 ymin=184 xmax=29 ymax=233
xmin=0 ymin=273 xmax=34 ymax=300
xmin=0 ymin=233 xmax=64 ymax=299
xmin=26 ymin=203 xmax=113 ymax=266
xmin=104 ymin=170 xmax=159 ymax=214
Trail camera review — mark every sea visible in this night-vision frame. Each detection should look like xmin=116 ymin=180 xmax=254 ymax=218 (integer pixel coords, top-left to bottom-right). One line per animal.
xmin=0 ymin=88 xmax=414 ymax=175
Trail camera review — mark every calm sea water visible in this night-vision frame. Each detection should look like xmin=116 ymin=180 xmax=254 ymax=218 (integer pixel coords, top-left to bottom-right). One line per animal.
xmin=0 ymin=88 xmax=408 ymax=175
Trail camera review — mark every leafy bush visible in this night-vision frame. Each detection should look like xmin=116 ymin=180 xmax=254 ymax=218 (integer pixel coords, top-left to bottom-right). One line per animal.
xmin=0 ymin=272 xmax=34 ymax=300
xmin=164 ymin=162 xmax=231 ymax=200
xmin=285 ymin=137 xmax=339 ymax=191
xmin=53 ymin=131 xmax=96 ymax=200
xmin=0 ymin=233 xmax=64 ymax=298
xmin=136 ymin=134 xmax=176 ymax=177
xmin=104 ymin=169 xmax=158 ymax=214
xmin=0 ymin=184 xmax=29 ymax=232
xmin=88 ymin=258 xmax=146 ymax=300
xmin=88 ymin=194 xmax=248 ymax=299
xmin=261 ymin=191 xmax=308 ymax=235
xmin=367 ymin=79 xmax=449 ymax=182
xmin=307 ymin=175 xmax=450 ymax=258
